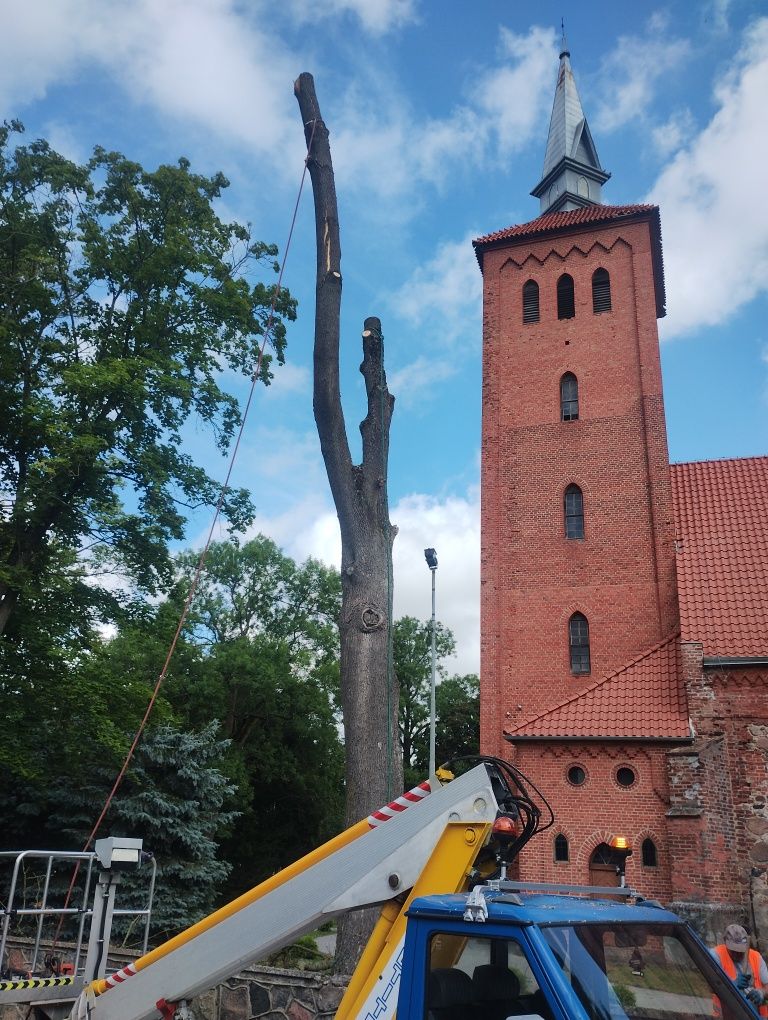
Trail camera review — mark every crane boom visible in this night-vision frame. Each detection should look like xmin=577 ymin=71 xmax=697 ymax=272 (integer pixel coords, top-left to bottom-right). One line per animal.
xmin=78 ymin=764 xmax=501 ymax=1020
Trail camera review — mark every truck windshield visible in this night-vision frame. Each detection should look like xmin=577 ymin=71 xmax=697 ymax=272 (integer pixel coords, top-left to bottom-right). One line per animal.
xmin=540 ymin=922 xmax=752 ymax=1020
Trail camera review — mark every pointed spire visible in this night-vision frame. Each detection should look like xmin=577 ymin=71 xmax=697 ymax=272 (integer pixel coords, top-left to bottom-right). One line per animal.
xmin=560 ymin=19 xmax=569 ymax=59
xmin=531 ymin=33 xmax=610 ymax=215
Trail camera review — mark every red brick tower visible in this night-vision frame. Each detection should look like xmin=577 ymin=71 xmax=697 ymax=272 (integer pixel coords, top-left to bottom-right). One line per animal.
xmin=473 ymin=43 xmax=682 ymax=892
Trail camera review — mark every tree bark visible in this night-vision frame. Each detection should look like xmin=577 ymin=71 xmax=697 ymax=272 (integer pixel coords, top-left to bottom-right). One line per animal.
xmin=294 ymin=73 xmax=402 ymax=974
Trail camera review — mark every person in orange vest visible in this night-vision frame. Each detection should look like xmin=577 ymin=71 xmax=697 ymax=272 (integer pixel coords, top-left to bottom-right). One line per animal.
xmin=712 ymin=924 xmax=768 ymax=1016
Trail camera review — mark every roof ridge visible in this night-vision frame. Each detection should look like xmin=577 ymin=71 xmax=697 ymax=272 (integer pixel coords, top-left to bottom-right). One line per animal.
xmin=473 ymin=203 xmax=659 ymax=247
xmin=505 ymin=631 xmax=680 ymax=736
xmin=672 ymin=454 xmax=768 ymax=469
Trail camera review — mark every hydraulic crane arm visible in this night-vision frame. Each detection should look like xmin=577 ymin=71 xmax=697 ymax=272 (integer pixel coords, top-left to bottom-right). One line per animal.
xmin=76 ymin=763 xmax=502 ymax=1020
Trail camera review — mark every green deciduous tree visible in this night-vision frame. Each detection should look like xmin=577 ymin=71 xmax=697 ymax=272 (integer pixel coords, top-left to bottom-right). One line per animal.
xmin=0 ymin=120 xmax=295 ymax=639
xmin=434 ymin=673 xmax=480 ymax=770
xmin=166 ymin=537 xmax=344 ymax=896
xmin=394 ymin=615 xmax=455 ymax=787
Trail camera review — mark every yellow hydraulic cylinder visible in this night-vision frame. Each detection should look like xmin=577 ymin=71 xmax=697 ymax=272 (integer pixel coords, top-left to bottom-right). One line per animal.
xmin=336 ymin=820 xmax=492 ymax=1020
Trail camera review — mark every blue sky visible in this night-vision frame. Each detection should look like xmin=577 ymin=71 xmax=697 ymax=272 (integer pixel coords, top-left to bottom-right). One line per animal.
xmin=3 ymin=0 xmax=767 ymax=675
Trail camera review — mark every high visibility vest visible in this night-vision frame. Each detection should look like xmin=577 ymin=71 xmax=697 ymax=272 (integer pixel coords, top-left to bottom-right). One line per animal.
xmin=715 ymin=944 xmax=768 ymax=1017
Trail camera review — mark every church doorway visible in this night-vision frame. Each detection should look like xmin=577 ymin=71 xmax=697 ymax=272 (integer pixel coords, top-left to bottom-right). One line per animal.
xmin=589 ymin=843 xmax=623 ymax=888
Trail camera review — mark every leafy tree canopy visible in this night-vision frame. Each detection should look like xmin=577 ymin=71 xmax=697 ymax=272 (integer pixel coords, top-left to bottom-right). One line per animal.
xmin=0 ymin=120 xmax=296 ymax=641
xmin=165 ymin=537 xmax=344 ymax=894
xmin=48 ymin=722 xmax=238 ymax=941
xmin=434 ymin=673 xmax=480 ymax=771
xmin=394 ymin=615 xmax=455 ymax=785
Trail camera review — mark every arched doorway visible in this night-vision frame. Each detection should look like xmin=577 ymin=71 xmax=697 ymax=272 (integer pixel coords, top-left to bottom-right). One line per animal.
xmin=589 ymin=842 xmax=623 ymax=888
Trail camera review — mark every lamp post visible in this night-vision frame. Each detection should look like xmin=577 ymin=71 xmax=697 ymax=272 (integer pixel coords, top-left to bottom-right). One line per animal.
xmin=424 ymin=548 xmax=438 ymax=776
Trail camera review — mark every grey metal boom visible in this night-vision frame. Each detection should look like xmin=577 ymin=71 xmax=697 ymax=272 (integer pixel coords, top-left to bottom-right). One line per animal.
xmin=87 ymin=764 xmax=499 ymax=1020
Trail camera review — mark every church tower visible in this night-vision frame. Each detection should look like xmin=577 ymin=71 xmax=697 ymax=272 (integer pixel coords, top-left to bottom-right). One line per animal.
xmin=474 ymin=43 xmax=683 ymax=891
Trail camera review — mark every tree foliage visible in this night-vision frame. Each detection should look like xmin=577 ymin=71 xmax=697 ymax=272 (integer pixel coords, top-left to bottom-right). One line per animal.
xmin=0 ymin=120 xmax=295 ymax=638
xmin=48 ymin=723 xmax=238 ymax=941
xmin=434 ymin=673 xmax=480 ymax=770
xmin=165 ymin=537 xmax=344 ymax=895
xmin=394 ymin=615 xmax=456 ymax=786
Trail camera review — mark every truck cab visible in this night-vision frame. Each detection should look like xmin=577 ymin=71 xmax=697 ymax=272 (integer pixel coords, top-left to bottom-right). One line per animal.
xmin=400 ymin=891 xmax=755 ymax=1020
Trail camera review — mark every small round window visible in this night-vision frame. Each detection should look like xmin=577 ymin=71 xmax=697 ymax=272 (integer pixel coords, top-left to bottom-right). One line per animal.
xmin=616 ymin=766 xmax=636 ymax=788
xmin=567 ymin=765 xmax=586 ymax=787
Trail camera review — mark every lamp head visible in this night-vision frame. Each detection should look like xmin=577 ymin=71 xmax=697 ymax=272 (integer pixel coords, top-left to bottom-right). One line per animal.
xmin=424 ymin=548 xmax=438 ymax=570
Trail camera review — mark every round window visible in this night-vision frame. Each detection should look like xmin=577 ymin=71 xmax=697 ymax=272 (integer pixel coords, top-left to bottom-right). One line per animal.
xmin=616 ymin=766 xmax=636 ymax=788
xmin=567 ymin=765 xmax=586 ymax=787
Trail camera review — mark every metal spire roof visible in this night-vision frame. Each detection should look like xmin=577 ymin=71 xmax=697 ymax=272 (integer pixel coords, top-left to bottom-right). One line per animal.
xmin=531 ymin=35 xmax=610 ymax=214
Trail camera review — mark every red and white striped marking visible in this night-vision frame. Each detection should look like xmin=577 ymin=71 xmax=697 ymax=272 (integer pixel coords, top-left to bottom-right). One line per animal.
xmin=367 ymin=780 xmax=432 ymax=827
xmin=103 ymin=962 xmax=138 ymax=988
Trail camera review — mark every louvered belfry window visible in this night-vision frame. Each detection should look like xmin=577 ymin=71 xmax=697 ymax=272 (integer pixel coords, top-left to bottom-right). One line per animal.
xmin=569 ymin=612 xmax=591 ymax=674
xmin=557 ymin=273 xmax=575 ymax=319
xmin=592 ymin=267 xmax=611 ymax=313
xmin=564 ymin=484 xmax=584 ymax=539
xmin=560 ymin=372 xmax=579 ymax=421
xmin=522 ymin=279 xmax=540 ymax=323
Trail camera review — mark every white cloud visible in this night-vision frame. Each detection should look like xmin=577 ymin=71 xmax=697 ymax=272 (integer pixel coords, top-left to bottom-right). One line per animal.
xmin=650 ymin=18 xmax=768 ymax=338
xmin=651 ymin=109 xmax=695 ymax=158
xmin=706 ymin=0 xmax=733 ymax=35
xmin=473 ymin=25 xmax=558 ymax=157
xmin=285 ymin=0 xmax=418 ymax=34
xmin=391 ymin=490 xmax=480 ymax=677
xmin=248 ymin=486 xmax=480 ymax=676
xmin=388 ymin=356 xmax=458 ymax=410
xmin=264 ymin=361 xmax=311 ymax=398
xmin=393 ymin=232 xmax=482 ymax=347
xmin=330 ymin=25 xmax=556 ymax=203
xmin=594 ymin=14 xmax=690 ymax=132
xmin=0 ymin=9 xmax=555 ymax=215
xmin=0 ymin=0 xmax=302 ymax=165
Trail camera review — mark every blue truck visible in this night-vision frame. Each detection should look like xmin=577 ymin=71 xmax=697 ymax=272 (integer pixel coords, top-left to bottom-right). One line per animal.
xmin=400 ymin=889 xmax=753 ymax=1020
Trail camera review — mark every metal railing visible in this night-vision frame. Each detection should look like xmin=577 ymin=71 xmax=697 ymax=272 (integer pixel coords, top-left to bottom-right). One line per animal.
xmin=0 ymin=848 xmax=156 ymax=978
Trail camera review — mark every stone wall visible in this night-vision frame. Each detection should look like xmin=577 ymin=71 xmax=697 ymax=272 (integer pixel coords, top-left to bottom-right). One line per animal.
xmin=189 ymin=966 xmax=347 ymax=1020
xmin=667 ymin=651 xmax=768 ymax=954
xmin=0 ymin=939 xmax=347 ymax=1020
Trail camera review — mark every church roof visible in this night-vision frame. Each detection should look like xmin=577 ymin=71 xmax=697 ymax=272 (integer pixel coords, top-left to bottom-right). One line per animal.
xmin=505 ymin=634 xmax=689 ymax=742
xmin=473 ymin=202 xmax=658 ymax=247
xmin=671 ymin=456 xmax=768 ymax=658
xmin=472 ymin=204 xmax=666 ymax=318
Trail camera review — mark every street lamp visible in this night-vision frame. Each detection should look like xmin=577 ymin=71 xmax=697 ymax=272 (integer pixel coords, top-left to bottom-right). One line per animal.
xmin=424 ymin=548 xmax=438 ymax=776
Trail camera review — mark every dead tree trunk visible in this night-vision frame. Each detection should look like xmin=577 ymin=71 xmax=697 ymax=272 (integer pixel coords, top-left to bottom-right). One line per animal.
xmin=294 ymin=73 xmax=402 ymax=973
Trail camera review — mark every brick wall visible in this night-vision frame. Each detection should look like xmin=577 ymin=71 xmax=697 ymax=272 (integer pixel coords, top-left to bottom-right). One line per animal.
xmin=510 ymin=741 xmax=673 ymax=902
xmin=480 ymin=215 xmax=677 ymax=755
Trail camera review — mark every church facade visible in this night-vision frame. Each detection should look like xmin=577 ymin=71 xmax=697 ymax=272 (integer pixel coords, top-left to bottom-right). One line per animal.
xmin=474 ymin=42 xmax=768 ymax=947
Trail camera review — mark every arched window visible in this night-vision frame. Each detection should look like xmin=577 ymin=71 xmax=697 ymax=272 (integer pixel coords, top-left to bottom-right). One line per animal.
xmin=560 ymin=372 xmax=579 ymax=421
xmin=592 ymin=268 xmax=611 ymax=313
xmin=557 ymin=273 xmax=575 ymax=319
xmin=577 ymin=176 xmax=590 ymax=198
xmin=522 ymin=280 xmax=540 ymax=323
xmin=569 ymin=612 xmax=590 ymax=674
xmin=642 ymin=838 xmax=658 ymax=867
xmin=564 ymin=484 xmax=584 ymax=540
xmin=554 ymin=834 xmax=570 ymax=862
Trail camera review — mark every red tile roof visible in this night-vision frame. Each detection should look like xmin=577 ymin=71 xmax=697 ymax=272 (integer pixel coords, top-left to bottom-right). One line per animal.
xmin=472 ymin=203 xmax=666 ymax=317
xmin=671 ymin=457 xmax=768 ymax=657
xmin=505 ymin=634 xmax=689 ymax=741
xmin=473 ymin=203 xmax=658 ymax=247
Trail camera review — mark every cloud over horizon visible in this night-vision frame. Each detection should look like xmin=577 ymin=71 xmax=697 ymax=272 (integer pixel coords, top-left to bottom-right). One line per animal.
xmin=649 ymin=17 xmax=768 ymax=339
